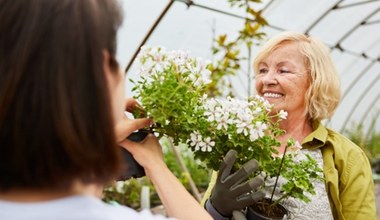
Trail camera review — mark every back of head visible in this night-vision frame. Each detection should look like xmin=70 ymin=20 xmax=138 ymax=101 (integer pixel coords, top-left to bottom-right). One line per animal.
xmin=0 ymin=0 xmax=123 ymax=191
xmin=253 ymin=31 xmax=341 ymax=121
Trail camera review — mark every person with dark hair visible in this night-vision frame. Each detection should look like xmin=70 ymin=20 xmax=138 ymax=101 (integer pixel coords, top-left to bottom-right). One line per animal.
xmin=0 ymin=0 xmax=211 ymax=219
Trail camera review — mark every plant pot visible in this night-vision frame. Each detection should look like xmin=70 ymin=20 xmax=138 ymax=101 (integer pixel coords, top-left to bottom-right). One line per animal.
xmin=246 ymin=198 xmax=288 ymax=220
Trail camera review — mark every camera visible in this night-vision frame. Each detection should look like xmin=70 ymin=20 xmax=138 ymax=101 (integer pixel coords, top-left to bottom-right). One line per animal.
xmin=118 ymin=129 xmax=150 ymax=180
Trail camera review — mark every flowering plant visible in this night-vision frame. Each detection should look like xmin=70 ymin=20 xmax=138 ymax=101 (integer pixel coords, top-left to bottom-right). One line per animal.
xmin=130 ymin=46 xmax=323 ymax=207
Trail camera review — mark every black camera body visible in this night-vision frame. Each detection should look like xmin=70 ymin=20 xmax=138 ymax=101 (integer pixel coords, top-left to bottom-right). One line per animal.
xmin=118 ymin=130 xmax=150 ymax=180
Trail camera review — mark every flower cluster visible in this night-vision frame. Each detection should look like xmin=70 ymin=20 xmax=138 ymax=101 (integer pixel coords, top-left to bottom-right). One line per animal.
xmin=136 ymin=46 xmax=211 ymax=87
xmin=189 ymin=96 xmax=274 ymax=153
xmin=184 ymin=95 xmax=288 ymax=170
xmin=131 ymin=46 xmax=323 ymax=203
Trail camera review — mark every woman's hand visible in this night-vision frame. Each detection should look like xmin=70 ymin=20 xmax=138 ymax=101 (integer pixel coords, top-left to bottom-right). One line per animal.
xmin=114 ymin=98 xmax=151 ymax=143
xmin=208 ymin=150 xmax=264 ymax=217
xmin=115 ymin=98 xmax=212 ymax=220
xmin=120 ymin=133 xmax=165 ymax=174
xmin=115 ymin=98 xmax=164 ymax=172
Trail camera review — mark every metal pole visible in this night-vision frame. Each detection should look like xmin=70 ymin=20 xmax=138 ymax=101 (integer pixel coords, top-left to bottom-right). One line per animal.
xmin=168 ymin=138 xmax=202 ymax=202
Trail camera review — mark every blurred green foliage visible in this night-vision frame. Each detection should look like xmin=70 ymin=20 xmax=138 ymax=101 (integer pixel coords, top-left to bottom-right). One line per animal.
xmin=102 ymin=177 xmax=153 ymax=209
xmin=162 ymin=141 xmax=211 ymax=192
xmin=102 ymin=139 xmax=210 ymax=208
xmin=343 ymin=122 xmax=380 ymax=163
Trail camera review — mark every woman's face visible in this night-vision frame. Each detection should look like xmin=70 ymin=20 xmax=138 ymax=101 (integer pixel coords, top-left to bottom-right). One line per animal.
xmin=255 ymin=42 xmax=310 ymax=117
xmin=103 ymin=51 xmax=125 ymax=124
xmin=111 ymin=69 xmax=125 ymax=123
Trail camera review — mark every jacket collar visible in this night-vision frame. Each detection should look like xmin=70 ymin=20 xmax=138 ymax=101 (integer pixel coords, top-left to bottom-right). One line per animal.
xmin=301 ymin=120 xmax=328 ymax=150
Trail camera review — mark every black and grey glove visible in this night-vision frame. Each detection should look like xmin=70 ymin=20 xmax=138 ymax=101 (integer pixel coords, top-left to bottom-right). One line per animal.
xmin=209 ymin=149 xmax=264 ymax=218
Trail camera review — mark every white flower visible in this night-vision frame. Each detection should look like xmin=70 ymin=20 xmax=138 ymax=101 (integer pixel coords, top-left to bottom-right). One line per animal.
xmin=279 ymin=110 xmax=288 ymax=120
xmin=202 ymin=137 xmax=215 ymax=152
xmin=204 ymin=98 xmax=218 ymax=110
xmin=216 ymin=113 xmax=231 ymax=130
xmin=255 ymin=121 xmax=268 ymax=138
xmin=252 ymin=107 xmax=262 ymax=116
xmin=235 ymin=111 xmax=254 ymax=136
xmin=204 ymin=99 xmax=226 ymax=123
xmin=188 ymin=131 xmax=214 ymax=152
xmin=249 ymin=129 xmax=259 ymax=141
xmin=168 ymin=50 xmax=190 ymax=66
xmin=189 ymin=131 xmax=202 ymax=147
xmin=185 ymin=58 xmax=212 ymax=87
xmin=236 ymin=120 xmax=253 ymax=136
xmin=255 ymin=95 xmax=273 ymax=111
xmin=227 ymin=97 xmax=250 ymax=113
xmin=136 ymin=46 xmax=212 ymax=89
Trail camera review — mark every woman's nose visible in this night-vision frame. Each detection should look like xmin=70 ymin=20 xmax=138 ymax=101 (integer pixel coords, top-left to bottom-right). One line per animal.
xmin=262 ymin=71 xmax=278 ymax=86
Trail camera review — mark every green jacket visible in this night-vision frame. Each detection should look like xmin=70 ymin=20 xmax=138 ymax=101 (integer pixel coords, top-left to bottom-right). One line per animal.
xmin=202 ymin=121 xmax=376 ymax=219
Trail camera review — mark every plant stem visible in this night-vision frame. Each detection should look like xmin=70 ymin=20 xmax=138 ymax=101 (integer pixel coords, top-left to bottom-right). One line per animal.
xmin=270 ymin=144 xmax=289 ymax=202
xmin=272 ymin=189 xmax=292 ymax=207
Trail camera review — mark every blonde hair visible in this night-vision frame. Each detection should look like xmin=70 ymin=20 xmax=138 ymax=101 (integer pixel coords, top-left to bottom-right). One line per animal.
xmin=253 ymin=31 xmax=341 ymax=120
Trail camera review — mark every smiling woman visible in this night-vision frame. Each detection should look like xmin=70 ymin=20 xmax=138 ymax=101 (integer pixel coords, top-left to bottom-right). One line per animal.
xmin=253 ymin=34 xmax=341 ymax=122
xmin=202 ymin=31 xmax=376 ymax=220
xmin=255 ymin=41 xmax=312 ymax=123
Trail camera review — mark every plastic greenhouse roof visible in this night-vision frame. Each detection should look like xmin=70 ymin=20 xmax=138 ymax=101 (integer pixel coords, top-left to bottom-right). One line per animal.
xmin=118 ymin=0 xmax=380 ymax=135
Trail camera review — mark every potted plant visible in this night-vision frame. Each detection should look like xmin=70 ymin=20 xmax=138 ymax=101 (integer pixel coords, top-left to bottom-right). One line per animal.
xmin=246 ymin=140 xmax=324 ymax=219
xmin=130 ymin=46 xmax=324 ymax=219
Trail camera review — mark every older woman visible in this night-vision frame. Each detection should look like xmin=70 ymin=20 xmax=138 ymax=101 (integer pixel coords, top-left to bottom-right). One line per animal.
xmin=202 ymin=32 xmax=376 ymax=219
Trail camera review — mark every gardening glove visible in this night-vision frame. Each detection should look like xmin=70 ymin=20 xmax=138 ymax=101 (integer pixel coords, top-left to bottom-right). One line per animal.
xmin=232 ymin=210 xmax=247 ymax=220
xmin=209 ymin=149 xmax=265 ymax=218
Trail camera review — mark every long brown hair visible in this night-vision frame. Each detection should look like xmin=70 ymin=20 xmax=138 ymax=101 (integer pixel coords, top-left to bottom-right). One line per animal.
xmin=0 ymin=0 xmax=123 ymax=191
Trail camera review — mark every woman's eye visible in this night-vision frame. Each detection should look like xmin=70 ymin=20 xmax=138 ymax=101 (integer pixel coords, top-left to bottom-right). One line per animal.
xmin=259 ymin=68 xmax=268 ymax=74
xmin=279 ymin=69 xmax=291 ymax=74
